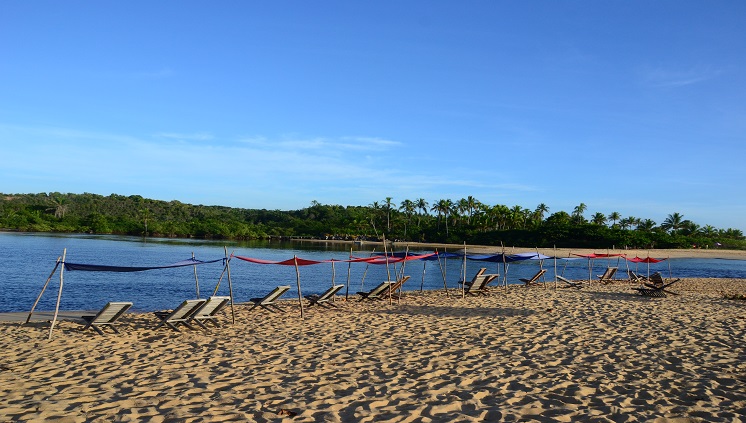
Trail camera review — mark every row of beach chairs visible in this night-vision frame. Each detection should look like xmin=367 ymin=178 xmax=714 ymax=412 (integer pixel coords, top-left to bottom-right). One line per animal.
xmin=80 ymin=268 xmax=681 ymax=335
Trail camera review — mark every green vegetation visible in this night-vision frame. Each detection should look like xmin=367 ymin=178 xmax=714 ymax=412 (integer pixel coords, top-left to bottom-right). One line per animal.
xmin=1 ymin=192 xmax=744 ymax=249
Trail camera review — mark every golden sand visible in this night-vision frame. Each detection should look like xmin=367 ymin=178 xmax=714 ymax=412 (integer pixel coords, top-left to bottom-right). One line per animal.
xmin=1 ymin=278 xmax=745 ymax=422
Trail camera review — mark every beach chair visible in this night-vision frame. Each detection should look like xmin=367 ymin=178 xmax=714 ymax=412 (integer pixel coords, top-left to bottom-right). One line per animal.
xmin=190 ymin=296 xmax=231 ymax=328
xmin=357 ymin=281 xmax=394 ymax=301
xmin=633 ymin=272 xmax=680 ymax=297
xmin=597 ymin=267 xmax=618 ymax=284
xmin=464 ymin=274 xmax=498 ymax=296
xmin=383 ymin=275 xmax=412 ymax=298
xmin=81 ymin=301 xmax=133 ymax=335
xmin=457 ymin=268 xmax=487 ymax=288
xmin=627 ymin=270 xmax=647 ymax=284
xmin=557 ymin=275 xmax=582 ymax=289
xmin=305 ymin=285 xmax=344 ymax=308
xmin=519 ymin=269 xmax=547 ymax=287
xmin=153 ymin=299 xmax=207 ymax=331
xmin=247 ymin=285 xmax=291 ymax=313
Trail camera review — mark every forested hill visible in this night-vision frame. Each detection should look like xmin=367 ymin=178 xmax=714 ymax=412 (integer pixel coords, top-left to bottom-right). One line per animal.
xmin=1 ymin=192 xmax=744 ymax=250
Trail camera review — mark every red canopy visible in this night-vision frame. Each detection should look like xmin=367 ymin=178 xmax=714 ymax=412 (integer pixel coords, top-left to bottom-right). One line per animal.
xmin=625 ymin=256 xmax=667 ymax=263
xmin=572 ymin=253 xmax=624 ymax=259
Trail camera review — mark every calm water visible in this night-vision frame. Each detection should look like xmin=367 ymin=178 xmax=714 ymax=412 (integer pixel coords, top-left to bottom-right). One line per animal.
xmin=2 ymin=232 xmax=745 ymax=313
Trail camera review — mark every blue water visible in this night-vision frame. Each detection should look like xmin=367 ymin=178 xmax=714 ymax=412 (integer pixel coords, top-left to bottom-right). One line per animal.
xmin=2 ymin=232 xmax=745 ymax=313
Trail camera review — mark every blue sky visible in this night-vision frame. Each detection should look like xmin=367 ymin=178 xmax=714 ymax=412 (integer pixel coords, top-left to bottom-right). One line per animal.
xmin=1 ymin=1 xmax=745 ymax=231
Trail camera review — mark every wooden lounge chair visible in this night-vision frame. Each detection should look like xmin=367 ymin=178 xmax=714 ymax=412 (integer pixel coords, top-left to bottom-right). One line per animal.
xmin=464 ymin=274 xmax=498 ymax=296
xmin=248 ymin=285 xmax=291 ymax=313
xmin=305 ymin=285 xmax=344 ymax=308
xmin=557 ymin=275 xmax=582 ymax=289
xmin=357 ymin=281 xmax=394 ymax=301
xmin=627 ymin=270 xmax=647 ymax=284
xmin=633 ymin=272 xmax=680 ymax=297
xmin=190 ymin=296 xmax=231 ymax=328
xmin=81 ymin=301 xmax=133 ymax=335
xmin=519 ymin=269 xmax=547 ymax=287
xmin=457 ymin=268 xmax=487 ymax=287
xmin=597 ymin=267 xmax=618 ymax=284
xmin=153 ymin=299 xmax=207 ymax=331
xmin=383 ymin=275 xmax=412 ymax=298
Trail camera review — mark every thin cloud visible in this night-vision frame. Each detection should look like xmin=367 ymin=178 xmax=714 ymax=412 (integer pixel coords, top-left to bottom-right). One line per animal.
xmin=642 ymin=65 xmax=721 ymax=87
xmin=154 ymin=132 xmax=215 ymax=141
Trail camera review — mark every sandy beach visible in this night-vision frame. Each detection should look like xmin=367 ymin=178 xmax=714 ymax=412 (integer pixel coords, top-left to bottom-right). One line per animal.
xmin=1 ymin=277 xmax=745 ymax=422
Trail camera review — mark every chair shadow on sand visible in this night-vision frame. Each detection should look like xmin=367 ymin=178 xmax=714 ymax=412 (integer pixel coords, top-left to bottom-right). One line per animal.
xmin=373 ymin=305 xmax=537 ymax=318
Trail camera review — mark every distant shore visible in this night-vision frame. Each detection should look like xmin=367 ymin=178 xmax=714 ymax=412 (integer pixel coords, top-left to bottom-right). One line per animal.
xmin=293 ymin=238 xmax=746 ymax=260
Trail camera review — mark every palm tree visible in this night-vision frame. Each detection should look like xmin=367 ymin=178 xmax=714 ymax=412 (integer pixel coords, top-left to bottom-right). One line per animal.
xmin=431 ymin=199 xmax=453 ymax=235
xmin=399 ymin=199 xmax=416 ymax=238
xmin=466 ymin=196 xmax=479 ymax=224
xmin=591 ymin=212 xmax=606 ymax=226
xmin=607 ymin=211 xmax=621 ymax=228
xmin=383 ymin=197 xmax=394 ymax=231
xmin=572 ymin=203 xmax=587 ymax=224
xmin=534 ymin=203 xmax=549 ymax=225
xmin=661 ymin=212 xmax=685 ymax=234
xmin=368 ymin=201 xmax=381 ymax=237
xmin=47 ymin=195 xmax=68 ymax=219
xmin=636 ymin=219 xmax=656 ymax=232
xmin=415 ymin=198 xmax=429 ymax=228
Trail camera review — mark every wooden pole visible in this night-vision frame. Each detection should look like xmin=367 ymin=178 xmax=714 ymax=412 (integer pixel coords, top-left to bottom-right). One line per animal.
xmin=383 ymin=235 xmax=392 ymax=305
xmin=48 ymin=248 xmax=66 ymax=340
xmin=435 ymin=249 xmax=449 ymax=297
xmin=224 ymin=247 xmax=236 ymax=324
xmin=462 ymin=242 xmax=467 ymax=299
xmin=501 ymin=241 xmax=508 ymax=292
xmin=345 ymin=248 xmax=352 ymax=301
xmin=26 ymin=256 xmax=61 ymax=324
xmin=294 ymin=255 xmax=304 ymax=319
xmin=360 ymin=248 xmax=376 ymax=291
xmin=192 ymin=251 xmax=200 ymax=299
xmin=553 ymin=246 xmax=558 ymax=290
xmin=420 ymin=257 xmax=427 ymax=292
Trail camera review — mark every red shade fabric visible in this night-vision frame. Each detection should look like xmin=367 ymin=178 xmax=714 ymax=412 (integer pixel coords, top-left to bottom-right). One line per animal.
xmin=625 ymin=256 xmax=667 ymax=263
xmin=572 ymin=253 xmax=624 ymax=259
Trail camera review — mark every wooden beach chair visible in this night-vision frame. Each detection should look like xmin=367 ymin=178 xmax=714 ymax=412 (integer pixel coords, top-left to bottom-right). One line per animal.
xmin=190 ymin=296 xmax=231 ymax=328
xmin=464 ymin=274 xmax=498 ymax=296
xmin=557 ymin=275 xmax=582 ymax=289
xmin=633 ymin=273 xmax=680 ymax=297
xmin=457 ymin=268 xmax=487 ymax=288
xmin=305 ymin=285 xmax=344 ymax=308
xmin=597 ymin=267 xmax=618 ymax=284
xmin=247 ymin=285 xmax=291 ymax=313
xmin=519 ymin=268 xmax=547 ymax=287
xmin=81 ymin=301 xmax=133 ymax=335
xmin=383 ymin=275 xmax=411 ymax=298
xmin=627 ymin=270 xmax=647 ymax=284
xmin=153 ymin=299 xmax=207 ymax=332
xmin=357 ymin=281 xmax=394 ymax=301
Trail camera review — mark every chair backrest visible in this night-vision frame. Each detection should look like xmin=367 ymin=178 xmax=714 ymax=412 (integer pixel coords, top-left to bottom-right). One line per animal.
xmin=471 ymin=268 xmax=487 ymax=282
xmin=528 ymin=268 xmax=547 ymax=283
xmin=169 ymin=299 xmax=207 ymax=321
xmin=389 ymin=275 xmax=411 ymax=292
xmin=260 ymin=285 xmax=291 ymax=305
xmin=367 ymin=281 xmax=393 ymax=297
xmin=649 ymin=272 xmax=665 ymax=286
xmin=466 ymin=275 xmax=490 ymax=293
xmin=599 ymin=267 xmax=618 ymax=280
xmin=91 ymin=302 xmax=133 ymax=324
xmin=194 ymin=296 xmax=230 ymax=318
xmin=318 ymin=284 xmax=344 ymax=301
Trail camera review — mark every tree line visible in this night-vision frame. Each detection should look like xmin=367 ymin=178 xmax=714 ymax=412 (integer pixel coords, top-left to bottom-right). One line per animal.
xmin=1 ymin=192 xmax=744 ymax=250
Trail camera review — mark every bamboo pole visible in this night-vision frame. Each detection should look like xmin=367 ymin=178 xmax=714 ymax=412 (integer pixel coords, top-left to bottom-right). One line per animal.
xmin=294 ymin=255 xmax=304 ymax=319
xmin=359 ymin=248 xmax=376 ymax=291
xmin=192 ymin=251 xmax=200 ymax=299
xmin=420 ymin=257 xmax=427 ymax=292
xmin=553 ymin=246 xmax=558 ymax=290
xmin=345 ymin=248 xmax=352 ymax=301
xmin=501 ymin=242 xmax=508 ymax=292
xmin=224 ymin=247 xmax=236 ymax=324
xmin=383 ymin=235 xmax=392 ymax=305
xmin=48 ymin=248 xmax=67 ymax=340
xmin=26 ymin=256 xmax=61 ymax=324
xmin=435 ymin=249 xmax=449 ymax=297
xmin=462 ymin=242 xmax=467 ymax=299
